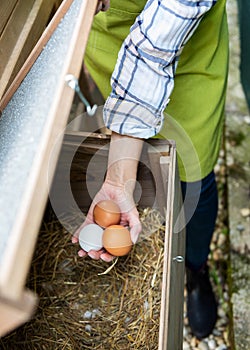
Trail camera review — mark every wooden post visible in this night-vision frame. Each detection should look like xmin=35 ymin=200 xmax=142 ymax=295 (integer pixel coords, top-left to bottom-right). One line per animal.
xmin=158 ymin=146 xmax=186 ymax=350
xmin=147 ymin=144 xmax=170 ymax=216
xmin=0 ymin=291 xmax=38 ymax=337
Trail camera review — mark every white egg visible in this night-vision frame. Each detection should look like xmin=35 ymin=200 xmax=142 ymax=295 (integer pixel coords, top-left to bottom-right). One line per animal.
xmin=79 ymin=224 xmax=104 ymax=252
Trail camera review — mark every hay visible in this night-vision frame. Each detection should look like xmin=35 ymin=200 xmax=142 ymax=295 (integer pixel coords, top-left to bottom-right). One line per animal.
xmin=1 ymin=207 xmax=165 ymax=350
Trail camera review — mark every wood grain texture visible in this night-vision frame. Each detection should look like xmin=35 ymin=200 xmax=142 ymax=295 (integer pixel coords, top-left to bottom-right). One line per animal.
xmin=0 ymin=0 xmax=18 ymax=36
xmin=158 ymin=147 xmax=186 ymax=350
xmin=0 ymin=0 xmax=60 ymax=101
xmin=0 ymin=0 xmax=66 ymax=107
xmin=0 ymin=290 xmax=37 ymax=337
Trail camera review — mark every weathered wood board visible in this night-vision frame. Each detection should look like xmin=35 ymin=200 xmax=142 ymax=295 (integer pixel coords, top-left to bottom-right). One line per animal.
xmin=50 ymin=132 xmax=186 ymax=349
xmin=0 ymin=0 xmax=18 ymax=36
xmin=0 ymin=0 xmax=97 ymax=336
xmin=0 ymin=0 xmax=62 ymax=100
xmin=158 ymin=148 xmax=186 ymax=349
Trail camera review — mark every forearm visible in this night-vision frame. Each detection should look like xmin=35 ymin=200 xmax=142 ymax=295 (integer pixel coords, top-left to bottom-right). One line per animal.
xmin=105 ymin=132 xmax=144 ymax=192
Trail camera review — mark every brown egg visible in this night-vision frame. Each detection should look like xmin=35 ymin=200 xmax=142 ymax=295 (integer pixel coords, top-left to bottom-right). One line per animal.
xmin=93 ymin=200 xmax=121 ymax=228
xmin=102 ymin=225 xmax=132 ymax=256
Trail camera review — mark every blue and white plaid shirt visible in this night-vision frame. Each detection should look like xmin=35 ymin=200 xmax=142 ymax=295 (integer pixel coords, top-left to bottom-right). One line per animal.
xmin=103 ymin=0 xmax=217 ymax=138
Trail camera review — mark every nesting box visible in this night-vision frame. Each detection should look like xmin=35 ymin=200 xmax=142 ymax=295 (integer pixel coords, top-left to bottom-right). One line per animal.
xmin=50 ymin=131 xmax=186 ymax=349
xmin=0 ymin=0 xmax=62 ymax=101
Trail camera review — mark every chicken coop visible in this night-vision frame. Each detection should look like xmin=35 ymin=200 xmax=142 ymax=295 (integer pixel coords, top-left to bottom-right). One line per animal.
xmin=0 ymin=1 xmax=186 ymax=348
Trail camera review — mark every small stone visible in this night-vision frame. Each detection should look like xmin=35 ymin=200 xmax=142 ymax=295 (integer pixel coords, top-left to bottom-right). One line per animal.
xmin=184 ymin=316 xmax=189 ymax=326
xmin=223 ymin=291 xmax=229 ymax=301
xmin=240 ymin=208 xmax=250 ymax=217
xmin=217 ymin=233 xmax=227 ymax=247
xmin=217 ymin=157 xmax=224 ymax=165
xmin=218 ymin=319 xmax=227 ymax=329
xmin=191 ymin=337 xmax=197 ymax=347
xmin=216 ymin=338 xmax=224 ymax=345
xmin=183 ymin=326 xmax=189 ymax=338
xmin=210 ymin=242 xmax=216 ymax=251
xmin=183 ymin=340 xmax=191 ymax=350
xmin=208 ymin=339 xmax=217 ymax=349
xmin=212 ymin=329 xmax=222 ymax=337
xmin=215 ymin=344 xmax=227 ymax=350
xmin=236 ymin=224 xmax=245 ymax=232
xmin=92 ymin=308 xmax=99 ymax=313
xmin=213 ymin=249 xmax=222 ymax=261
xmin=83 ymin=310 xmax=92 ymax=319
xmin=226 ymin=154 xmax=234 ymax=166
xmin=198 ymin=340 xmax=209 ymax=350
xmin=219 ymin=149 xmax=225 ymax=158
xmin=85 ymin=324 xmax=92 ymax=332
xmin=92 ymin=308 xmax=101 ymax=318
xmin=243 ymin=115 xmax=250 ymax=124
xmin=218 ymin=308 xmax=226 ymax=319
xmin=214 ymin=164 xmax=220 ymax=174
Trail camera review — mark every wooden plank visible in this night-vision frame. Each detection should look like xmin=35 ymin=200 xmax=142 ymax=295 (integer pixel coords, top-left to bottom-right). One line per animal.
xmin=158 ymin=148 xmax=186 ymax=350
xmin=0 ymin=290 xmax=37 ymax=337
xmin=147 ymin=145 xmax=170 ymax=216
xmin=0 ymin=0 xmax=98 ymax=302
xmin=0 ymin=0 xmax=73 ymax=111
xmin=0 ymin=0 xmax=35 ymax=97
xmin=5 ymin=0 xmax=63 ymax=94
xmin=0 ymin=0 xmax=62 ymax=102
xmin=0 ymin=0 xmax=18 ymax=36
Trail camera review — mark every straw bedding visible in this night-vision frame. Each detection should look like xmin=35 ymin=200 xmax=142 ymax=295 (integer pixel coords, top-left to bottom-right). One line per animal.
xmin=1 ymin=207 xmax=165 ymax=350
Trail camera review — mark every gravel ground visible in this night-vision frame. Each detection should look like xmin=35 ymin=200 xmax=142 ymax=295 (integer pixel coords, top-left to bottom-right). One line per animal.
xmin=0 ymin=1 xmax=242 ymax=349
xmin=182 ymin=149 xmax=230 ymax=350
xmin=182 ymin=0 xmax=247 ymax=349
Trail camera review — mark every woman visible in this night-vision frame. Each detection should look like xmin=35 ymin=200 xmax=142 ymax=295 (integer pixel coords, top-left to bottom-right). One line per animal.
xmin=73 ymin=0 xmax=229 ymax=339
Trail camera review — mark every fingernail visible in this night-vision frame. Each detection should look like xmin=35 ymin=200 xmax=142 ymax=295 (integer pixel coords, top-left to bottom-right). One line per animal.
xmin=101 ymin=255 xmax=114 ymax=263
xmin=88 ymin=252 xmax=98 ymax=260
xmin=78 ymin=250 xmax=85 ymax=257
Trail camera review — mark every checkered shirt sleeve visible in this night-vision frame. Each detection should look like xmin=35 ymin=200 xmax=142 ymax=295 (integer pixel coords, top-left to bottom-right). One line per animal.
xmin=103 ymin=0 xmax=217 ymax=138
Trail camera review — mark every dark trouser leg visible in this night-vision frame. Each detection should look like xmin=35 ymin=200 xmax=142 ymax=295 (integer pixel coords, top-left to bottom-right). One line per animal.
xmin=181 ymin=171 xmax=218 ymax=271
xmin=181 ymin=171 xmax=218 ymax=338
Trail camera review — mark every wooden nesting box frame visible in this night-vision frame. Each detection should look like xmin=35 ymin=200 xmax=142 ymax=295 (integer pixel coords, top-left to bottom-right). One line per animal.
xmin=51 ymin=131 xmax=186 ymax=349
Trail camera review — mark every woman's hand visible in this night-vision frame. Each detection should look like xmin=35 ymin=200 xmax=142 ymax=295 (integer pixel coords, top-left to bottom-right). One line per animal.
xmin=72 ymin=180 xmax=142 ymax=262
xmin=72 ymin=132 xmax=144 ymax=262
xmin=95 ymin=0 xmax=110 ymax=15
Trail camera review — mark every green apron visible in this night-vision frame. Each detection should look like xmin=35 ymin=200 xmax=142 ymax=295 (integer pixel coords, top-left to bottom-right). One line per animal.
xmin=85 ymin=0 xmax=229 ymax=182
